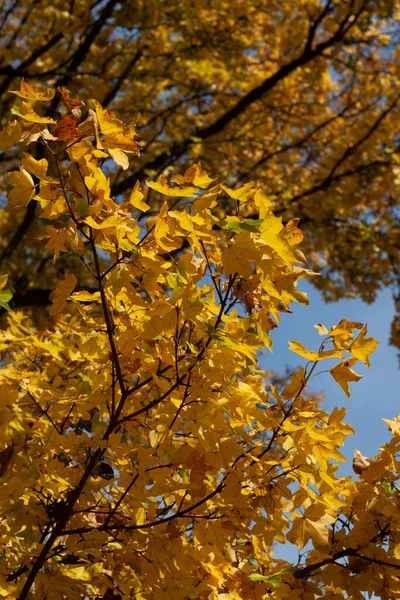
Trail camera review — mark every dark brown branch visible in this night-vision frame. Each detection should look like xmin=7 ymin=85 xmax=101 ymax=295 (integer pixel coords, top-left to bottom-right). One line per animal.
xmin=56 ymin=0 xmax=119 ymax=88
xmin=63 ymin=480 xmax=226 ymax=537
xmin=112 ymin=3 xmax=364 ymax=197
xmin=102 ymin=49 xmax=143 ymax=107
xmin=0 ymin=32 xmax=64 ymax=98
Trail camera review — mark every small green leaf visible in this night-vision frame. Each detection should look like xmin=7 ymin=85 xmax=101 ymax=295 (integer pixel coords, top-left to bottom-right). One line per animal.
xmin=76 ymin=199 xmax=90 ymax=218
xmin=249 ymin=573 xmax=281 ymax=586
xmin=222 ymin=216 xmax=264 ymax=233
xmin=0 ymin=288 xmax=13 ymax=311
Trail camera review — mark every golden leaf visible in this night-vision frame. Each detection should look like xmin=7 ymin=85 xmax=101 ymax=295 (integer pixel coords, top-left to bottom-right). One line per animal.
xmin=0 ymin=120 xmax=22 ymax=150
xmin=330 ymin=357 xmax=362 ymax=398
xmin=10 ymin=78 xmax=55 ymax=101
xmin=8 ymin=168 xmax=35 ymax=207
xmin=11 ymin=101 xmax=57 ymax=124
xmin=350 ymin=324 xmax=378 ymax=368
xmin=146 ymin=175 xmax=198 ymax=197
xmin=172 ymin=162 xmax=214 ymax=188
xmin=222 ymin=232 xmax=261 ymax=277
xmin=129 ymin=181 xmax=150 ymax=212
xmin=49 ymin=274 xmax=78 ymax=315
xmin=288 ymin=340 xmax=344 ymax=361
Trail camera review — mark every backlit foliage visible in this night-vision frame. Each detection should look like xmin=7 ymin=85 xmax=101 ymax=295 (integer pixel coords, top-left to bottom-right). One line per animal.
xmin=0 ymin=0 xmax=399 ymax=350
xmin=2 ymin=82 xmax=400 ymax=600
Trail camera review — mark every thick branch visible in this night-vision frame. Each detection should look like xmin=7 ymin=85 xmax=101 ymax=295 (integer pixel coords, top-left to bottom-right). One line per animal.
xmin=112 ymin=4 xmax=364 ymax=197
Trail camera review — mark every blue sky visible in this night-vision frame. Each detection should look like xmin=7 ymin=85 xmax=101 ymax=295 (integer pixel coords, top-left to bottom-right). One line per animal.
xmin=263 ymin=282 xmax=399 ymax=576
xmin=260 ymin=281 xmax=400 ymax=475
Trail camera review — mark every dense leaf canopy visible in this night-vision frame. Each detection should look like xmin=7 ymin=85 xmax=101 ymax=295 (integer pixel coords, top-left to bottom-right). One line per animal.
xmin=0 ymin=79 xmax=398 ymax=600
xmin=0 ymin=0 xmax=399 ymax=347
xmin=0 ymin=2 xmax=400 ymax=599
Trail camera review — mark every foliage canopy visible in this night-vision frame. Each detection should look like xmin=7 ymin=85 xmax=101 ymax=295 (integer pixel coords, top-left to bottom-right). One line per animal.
xmin=0 ymin=79 xmax=399 ymax=600
xmin=0 ymin=0 xmax=398 ymax=346
xmin=0 ymin=1 xmax=399 ymax=598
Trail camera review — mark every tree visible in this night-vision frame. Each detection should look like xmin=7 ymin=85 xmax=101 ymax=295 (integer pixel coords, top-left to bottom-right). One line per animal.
xmin=2 ymin=81 xmax=400 ymax=600
xmin=0 ymin=0 xmax=399 ymax=352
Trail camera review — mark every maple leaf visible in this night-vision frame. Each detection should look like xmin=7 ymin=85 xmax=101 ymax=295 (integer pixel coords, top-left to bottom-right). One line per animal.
xmin=259 ymin=214 xmax=299 ymax=263
xmin=330 ymin=357 xmax=362 ymax=397
xmin=0 ymin=120 xmax=22 ymax=150
xmin=129 ymin=181 xmax=150 ymax=212
xmin=93 ymin=99 xmax=126 ymax=135
xmin=103 ymin=132 xmax=140 ymax=153
xmin=222 ymin=183 xmax=255 ymax=202
xmin=350 ymin=324 xmax=379 ymax=367
xmin=282 ymin=218 xmax=304 ymax=246
xmin=172 ymin=163 xmax=214 ymax=188
xmin=52 ymin=116 xmax=82 ymax=141
xmin=21 ymin=153 xmax=57 ymax=182
xmin=11 ymin=101 xmax=57 ymax=124
xmin=0 ymin=274 xmax=13 ymax=311
xmin=287 ymin=509 xmax=336 ymax=550
xmin=49 ymin=274 xmax=77 ymax=315
xmin=288 ymin=340 xmax=344 ymax=361
xmin=353 ymin=449 xmax=371 ymax=475
xmin=57 ymin=86 xmax=85 ymax=117
xmin=329 ymin=319 xmax=364 ymax=350
xmin=281 ymin=368 xmax=305 ymax=399
xmin=146 ymin=175 xmax=198 ymax=197
xmin=8 ymin=168 xmax=35 ymax=207
xmin=9 ymin=78 xmax=55 ymax=101
xmin=314 ymin=323 xmax=329 ymax=336
xmin=222 ymin=232 xmax=262 ymax=277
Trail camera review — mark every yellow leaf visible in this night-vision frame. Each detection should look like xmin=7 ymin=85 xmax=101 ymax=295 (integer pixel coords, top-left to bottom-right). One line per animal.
xmin=0 ymin=120 xmax=22 ymax=150
xmin=85 ymin=214 xmax=128 ymax=230
xmin=288 ymin=511 xmax=335 ymax=550
xmin=222 ymin=183 xmax=254 ymax=202
xmin=0 ymin=275 xmax=8 ymax=290
xmin=282 ymin=219 xmax=304 ymax=246
xmin=49 ymin=274 xmax=78 ymax=315
xmin=42 ymin=226 xmax=70 ymax=261
xmin=21 ymin=153 xmax=55 ymax=181
xmin=153 ymin=202 xmax=183 ymax=251
xmin=172 ymin=162 xmax=214 ymax=188
xmin=181 ymin=292 xmax=203 ymax=322
xmin=221 ymin=232 xmax=261 ymax=277
xmin=93 ymin=99 xmax=125 ymax=135
xmin=59 ymin=565 xmax=91 ymax=581
xmin=142 ymin=307 xmax=178 ymax=340
xmin=8 ymin=168 xmax=35 ymax=207
xmin=39 ymin=196 xmax=67 ymax=220
xmin=352 ymin=449 xmax=371 ymax=475
xmin=108 ymin=147 xmax=129 ymax=170
xmin=192 ymin=185 xmax=221 ymax=211
xmin=330 ymin=319 xmax=364 ymax=350
xmin=9 ymin=78 xmax=55 ymax=101
xmin=281 ymin=368 xmax=305 ymax=399
xmin=11 ymin=101 xmax=57 ymax=124
xmin=84 ymin=167 xmax=112 ymax=205
xmin=349 ymin=324 xmax=378 ymax=368
xmin=330 ymin=357 xmax=362 ymax=398
xmin=253 ymin=188 xmax=272 ymax=216
xmin=314 ymin=323 xmax=329 ymax=336
xmin=71 ymin=291 xmax=101 ymax=302
xmin=134 ymin=506 xmax=146 ymax=526
xmin=146 ymin=175 xmax=198 ymax=197
xmin=129 ymin=181 xmax=150 ymax=212
xmin=103 ymin=132 xmax=140 ymax=153
xmin=382 ymin=416 xmax=400 ymax=434
xmin=260 ymin=214 xmax=298 ymax=263
xmin=394 ymin=544 xmax=400 ymax=560
xmin=288 ymin=340 xmax=344 ymax=361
